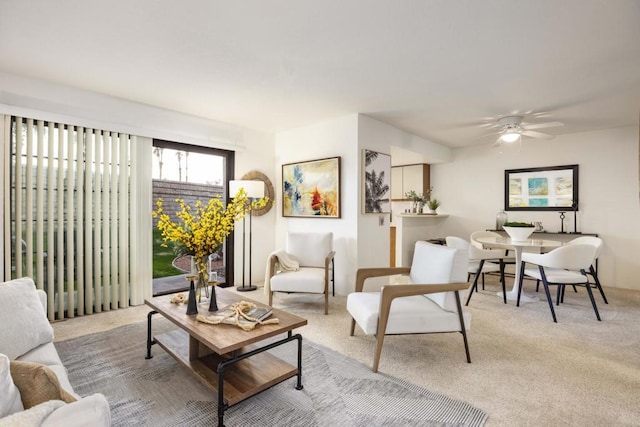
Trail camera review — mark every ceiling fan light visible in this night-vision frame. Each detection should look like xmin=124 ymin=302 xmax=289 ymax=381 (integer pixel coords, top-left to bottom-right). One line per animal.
xmin=501 ymin=132 xmax=520 ymax=143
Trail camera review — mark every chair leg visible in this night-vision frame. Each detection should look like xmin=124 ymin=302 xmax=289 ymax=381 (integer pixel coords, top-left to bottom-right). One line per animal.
xmin=500 ymin=260 xmax=507 ymax=304
xmin=324 ymin=291 xmax=329 ymax=315
xmin=539 ymin=267 xmax=557 ymax=323
xmin=268 ymin=291 xmax=273 ymax=306
xmin=517 ymin=261 xmax=526 ymax=307
xmin=372 ymin=332 xmax=386 ymax=373
xmin=582 ymin=270 xmax=601 ymax=321
xmin=556 ymin=285 xmax=562 ymax=306
xmin=481 ymin=273 xmax=485 ymax=290
xmin=455 ymin=291 xmax=471 ymax=363
xmin=590 ymin=266 xmax=608 ymax=304
xmin=350 ymin=319 xmax=356 ymax=336
xmin=536 ymin=280 xmax=540 ymax=292
xmin=465 ymin=260 xmax=484 ymax=306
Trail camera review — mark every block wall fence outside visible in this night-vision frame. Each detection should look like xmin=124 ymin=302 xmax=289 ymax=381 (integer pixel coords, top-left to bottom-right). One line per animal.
xmin=151 ymin=180 xmax=224 ymax=227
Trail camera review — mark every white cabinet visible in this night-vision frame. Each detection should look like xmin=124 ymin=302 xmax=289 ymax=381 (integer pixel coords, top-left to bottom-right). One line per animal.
xmin=391 ymin=164 xmax=430 ymax=200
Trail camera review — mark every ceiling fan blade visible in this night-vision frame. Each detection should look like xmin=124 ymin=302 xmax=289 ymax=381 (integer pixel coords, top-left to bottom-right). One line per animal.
xmin=522 ymin=121 xmax=564 ymax=130
xmin=522 ymin=130 xmax=554 ymax=140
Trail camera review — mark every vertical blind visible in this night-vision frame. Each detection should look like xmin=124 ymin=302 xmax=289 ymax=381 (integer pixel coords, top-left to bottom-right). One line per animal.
xmin=6 ymin=116 xmax=143 ymax=320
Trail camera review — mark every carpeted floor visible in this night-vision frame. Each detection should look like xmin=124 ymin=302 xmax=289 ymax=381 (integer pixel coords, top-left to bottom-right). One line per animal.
xmin=55 ymin=320 xmax=487 ymax=426
xmin=53 ymin=277 xmax=640 ymax=426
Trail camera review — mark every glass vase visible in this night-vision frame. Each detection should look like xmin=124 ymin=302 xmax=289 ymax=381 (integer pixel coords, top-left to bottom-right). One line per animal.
xmin=496 ymin=210 xmax=508 ymax=230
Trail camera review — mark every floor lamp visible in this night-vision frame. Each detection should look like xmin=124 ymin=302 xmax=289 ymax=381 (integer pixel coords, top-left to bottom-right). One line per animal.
xmin=229 ymin=179 xmax=264 ymax=292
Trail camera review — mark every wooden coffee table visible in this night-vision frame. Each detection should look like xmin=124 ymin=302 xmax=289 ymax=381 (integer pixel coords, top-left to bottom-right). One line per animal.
xmin=145 ymin=287 xmax=307 ymax=427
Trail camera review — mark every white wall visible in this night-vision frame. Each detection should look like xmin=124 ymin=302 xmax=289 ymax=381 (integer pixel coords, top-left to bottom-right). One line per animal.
xmin=432 ymin=126 xmax=640 ymax=290
xmin=0 ymin=72 xmax=276 ymax=291
xmin=274 ymin=115 xmax=359 ymax=295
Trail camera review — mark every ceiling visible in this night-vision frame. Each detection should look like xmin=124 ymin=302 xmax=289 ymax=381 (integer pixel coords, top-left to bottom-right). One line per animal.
xmin=1 ymin=0 xmax=639 ymax=148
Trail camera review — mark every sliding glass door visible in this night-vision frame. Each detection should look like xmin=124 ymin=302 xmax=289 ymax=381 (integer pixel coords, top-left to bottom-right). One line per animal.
xmin=151 ymin=139 xmax=235 ymax=295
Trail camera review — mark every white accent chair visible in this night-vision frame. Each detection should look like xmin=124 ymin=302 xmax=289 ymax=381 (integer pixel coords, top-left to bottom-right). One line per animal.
xmin=518 ymin=244 xmax=600 ymax=322
xmin=446 ymin=236 xmax=507 ymax=305
xmin=347 ymin=241 xmax=471 ymax=373
xmin=268 ymin=232 xmax=335 ymax=314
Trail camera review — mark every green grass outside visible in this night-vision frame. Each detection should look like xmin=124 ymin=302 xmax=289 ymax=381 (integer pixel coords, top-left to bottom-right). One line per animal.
xmin=152 ymin=228 xmax=183 ymax=278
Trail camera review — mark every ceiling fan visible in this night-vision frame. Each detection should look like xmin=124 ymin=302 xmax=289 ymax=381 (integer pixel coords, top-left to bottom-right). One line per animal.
xmin=492 ymin=115 xmax=564 ymax=146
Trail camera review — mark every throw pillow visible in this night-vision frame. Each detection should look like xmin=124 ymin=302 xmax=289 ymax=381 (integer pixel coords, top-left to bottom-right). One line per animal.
xmin=0 ymin=277 xmax=54 ymax=360
xmin=0 ymin=354 xmax=23 ymax=418
xmin=9 ymin=360 xmax=77 ymax=409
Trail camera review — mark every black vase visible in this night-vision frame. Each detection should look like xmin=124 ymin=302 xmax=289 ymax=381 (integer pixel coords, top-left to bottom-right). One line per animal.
xmin=208 ymin=285 xmax=218 ymax=312
xmin=186 ymin=279 xmax=198 ymax=315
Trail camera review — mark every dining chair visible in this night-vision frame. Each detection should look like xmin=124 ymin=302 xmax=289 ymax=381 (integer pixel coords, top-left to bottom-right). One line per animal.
xmin=347 ymin=241 xmax=471 ymax=372
xmin=446 ymin=236 xmax=507 ymax=305
xmin=518 ymin=244 xmax=600 ymax=322
xmin=267 ymin=232 xmax=335 ymax=314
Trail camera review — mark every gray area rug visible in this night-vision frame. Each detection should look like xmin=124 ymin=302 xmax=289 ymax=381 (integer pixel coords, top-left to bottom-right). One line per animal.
xmin=55 ymin=321 xmax=487 ymax=426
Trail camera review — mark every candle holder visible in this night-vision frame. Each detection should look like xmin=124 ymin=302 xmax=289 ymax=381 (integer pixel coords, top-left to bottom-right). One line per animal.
xmin=208 ymin=280 xmax=219 ymax=312
xmin=185 ymin=275 xmax=198 ymax=315
xmin=558 ymin=212 xmax=566 ymax=233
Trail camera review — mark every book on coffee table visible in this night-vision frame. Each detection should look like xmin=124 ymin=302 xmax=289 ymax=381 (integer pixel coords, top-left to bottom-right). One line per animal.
xmin=244 ymin=306 xmax=272 ymax=321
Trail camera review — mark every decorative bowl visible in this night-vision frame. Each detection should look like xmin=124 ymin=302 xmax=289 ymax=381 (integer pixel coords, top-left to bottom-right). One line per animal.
xmin=503 ymin=226 xmax=535 ymax=242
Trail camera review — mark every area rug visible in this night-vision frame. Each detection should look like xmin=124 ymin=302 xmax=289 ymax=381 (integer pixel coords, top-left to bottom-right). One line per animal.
xmin=55 ymin=321 xmax=487 ymax=426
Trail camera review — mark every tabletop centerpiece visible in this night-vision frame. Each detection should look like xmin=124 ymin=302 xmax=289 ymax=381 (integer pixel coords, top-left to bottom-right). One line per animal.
xmin=502 ymin=221 xmax=536 ymax=242
xmin=153 ymin=189 xmax=267 ymax=311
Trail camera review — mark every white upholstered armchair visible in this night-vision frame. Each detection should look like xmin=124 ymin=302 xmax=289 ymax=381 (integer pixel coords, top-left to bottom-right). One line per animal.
xmin=266 ymin=232 xmax=335 ymax=314
xmin=347 ymin=241 xmax=471 ymax=372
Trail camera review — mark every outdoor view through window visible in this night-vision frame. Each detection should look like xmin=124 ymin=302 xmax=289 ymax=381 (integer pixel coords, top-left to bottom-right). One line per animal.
xmin=152 ymin=146 xmax=227 ymax=295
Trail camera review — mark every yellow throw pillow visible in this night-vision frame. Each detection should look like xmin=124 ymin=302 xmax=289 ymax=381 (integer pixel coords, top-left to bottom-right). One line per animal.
xmin=9 ymin=360 xmax=77 ymax=409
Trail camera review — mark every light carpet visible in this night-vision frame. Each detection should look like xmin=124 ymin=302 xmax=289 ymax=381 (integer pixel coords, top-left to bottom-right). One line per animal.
xmin=55 ymin=320 xmax=487 ymax=426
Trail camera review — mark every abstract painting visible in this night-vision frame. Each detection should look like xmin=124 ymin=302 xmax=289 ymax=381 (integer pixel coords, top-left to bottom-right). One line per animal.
xmin=282 ymin=157 xmax=340 ymax=217
xmin=363 ymin=149 xmax=391 ymax=214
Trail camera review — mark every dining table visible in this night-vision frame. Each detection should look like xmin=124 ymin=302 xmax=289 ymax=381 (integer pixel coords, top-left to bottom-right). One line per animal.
xmin=475 ymin=236 xmax=564 ymax=302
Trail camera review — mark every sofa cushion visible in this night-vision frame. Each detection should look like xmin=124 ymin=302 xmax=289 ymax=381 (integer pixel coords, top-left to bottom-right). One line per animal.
xmin=41 ymin=394 xmax=111 ymax=427
xmin=0 ymin=399 xmax=65 ymax=427
xmin=0 ymin=354 xmax=23 ymax=418
xmin=9 ymin=360 xmax=77 ymax=409
xmin=0 ymin=277 xmax=54 ymax=360
xmin=16 ymin=342 xmax=77 ymax=397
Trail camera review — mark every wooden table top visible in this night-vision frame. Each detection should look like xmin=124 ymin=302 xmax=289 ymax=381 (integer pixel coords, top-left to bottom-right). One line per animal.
xmin=145 ymin=287 xmax=307 ymax=355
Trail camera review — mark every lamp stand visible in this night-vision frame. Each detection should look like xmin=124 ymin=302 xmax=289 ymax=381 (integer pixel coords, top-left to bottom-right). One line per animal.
xmin=237 ymin=209 xmax=257 ymax=292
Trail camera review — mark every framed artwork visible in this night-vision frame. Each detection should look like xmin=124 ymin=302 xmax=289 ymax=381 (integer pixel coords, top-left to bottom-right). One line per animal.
xmin=363 ymin=149 xmax=391 ymax=214
xmin=505 ymin=164 xmax=579 ymax=211
xmin=282 ymin=156 xmax=341 ymax=218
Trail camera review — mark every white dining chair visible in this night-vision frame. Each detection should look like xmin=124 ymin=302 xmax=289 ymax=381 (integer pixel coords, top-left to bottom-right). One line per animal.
xmin=518 ymin=244 xmax=600 ymax=322
xmin=446 ymin=236 xmax=507 ymax=305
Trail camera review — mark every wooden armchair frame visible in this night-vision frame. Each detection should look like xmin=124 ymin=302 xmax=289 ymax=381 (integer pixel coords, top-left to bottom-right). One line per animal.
xmin=349 ymin=267 xmax=471 ymax=372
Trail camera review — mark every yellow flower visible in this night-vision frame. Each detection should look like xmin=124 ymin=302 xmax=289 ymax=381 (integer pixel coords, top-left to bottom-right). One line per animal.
xmin=153 ymin=189 xmax=269 ymax=279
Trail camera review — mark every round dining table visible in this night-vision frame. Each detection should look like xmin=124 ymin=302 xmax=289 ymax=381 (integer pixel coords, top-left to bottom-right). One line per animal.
xmin=475 ymin=236 xmax=564 ymax=302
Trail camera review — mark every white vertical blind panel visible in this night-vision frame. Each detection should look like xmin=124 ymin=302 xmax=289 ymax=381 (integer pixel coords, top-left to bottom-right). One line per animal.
xmin=94 ymin=130 xmax=103 ymax=312
xmin=102 ymin=131 xmax=111 ymax=311
xmin=25 ymin=119 xmax=33 ymax=279
xmin=130 ymin=136 xmax=153 ymax=305
xmin=46 ymin=122 xmax=56 ymax=320
xmin=118 ymin=133 xmax=129 ymax=308
xmin=75 ymin=127 xmax=84 ymax=315
xmin=84 ymin=129 xmax=94 ymax=315
xmin=56 ymin=124 xmax=65 ymax=318
xmin=3 ymin=117 xmax=11 ymax=281
xmin=35 ymin=121 xmax=45 ymax=290
xmin=14 ymin=119 xmax=23 ymax=278
xmin=65 ymin=125 xmax=75 ymax=318
xmin=110 ymin=132 xmax=119 ymax=308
